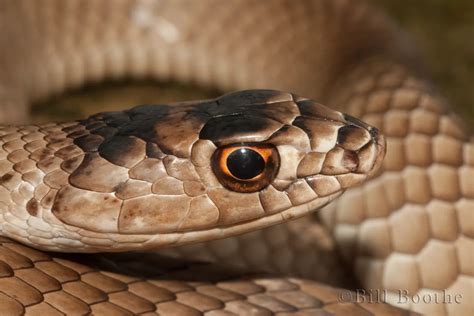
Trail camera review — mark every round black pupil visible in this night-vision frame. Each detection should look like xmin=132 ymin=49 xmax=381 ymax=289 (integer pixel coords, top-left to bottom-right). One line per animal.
xmin=227 ymin=148 xmax=265 ymax=180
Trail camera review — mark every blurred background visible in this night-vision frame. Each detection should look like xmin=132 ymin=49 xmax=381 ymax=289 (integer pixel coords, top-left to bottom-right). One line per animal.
xmin=377 ymin=0 xmax=473 ymax=128
xmin=33 ymin=0 xmax=474 ymax=128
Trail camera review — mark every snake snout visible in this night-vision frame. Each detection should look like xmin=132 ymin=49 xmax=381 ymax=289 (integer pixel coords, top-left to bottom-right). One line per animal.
xmin=291 ymin=99 xmax=386 ymax=189
xmin=337 ymin=114 xmax=386 ymax=181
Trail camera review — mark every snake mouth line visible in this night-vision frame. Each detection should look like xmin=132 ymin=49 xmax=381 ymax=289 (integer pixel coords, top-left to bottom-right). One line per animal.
xmin=44 ymin=191 xmax=343 ymax=253
xmin=142 ymin=190 xmax=344 ymax=251
xmin=11 ymin=190 xmax=342 ymax=253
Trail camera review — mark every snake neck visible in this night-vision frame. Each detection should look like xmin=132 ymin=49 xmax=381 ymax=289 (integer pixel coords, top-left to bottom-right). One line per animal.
xmin=0 ymin=123 xmax=88 ymax=250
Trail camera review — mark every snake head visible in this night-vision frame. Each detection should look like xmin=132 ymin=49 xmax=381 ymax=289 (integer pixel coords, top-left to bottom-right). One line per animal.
xmin=9 ymin=90 xmax=384 ymax=252
xmin=181 ymin=90 xmax=385 ymax=244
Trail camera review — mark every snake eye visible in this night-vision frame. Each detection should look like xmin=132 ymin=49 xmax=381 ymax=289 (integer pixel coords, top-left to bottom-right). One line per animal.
xmin=227 ymin=148 xmax=265 ymax=179
xmin=212 ymin=143 xmax=280 ymax=193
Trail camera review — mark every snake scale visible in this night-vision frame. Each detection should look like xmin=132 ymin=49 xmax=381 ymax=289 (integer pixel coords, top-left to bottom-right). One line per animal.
xmin=0 ymin=0 xmax=472 ymax=315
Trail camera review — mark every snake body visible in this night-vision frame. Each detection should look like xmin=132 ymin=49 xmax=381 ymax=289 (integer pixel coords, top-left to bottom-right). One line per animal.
xmin=0 ymin=1 xmax=472 ymax=315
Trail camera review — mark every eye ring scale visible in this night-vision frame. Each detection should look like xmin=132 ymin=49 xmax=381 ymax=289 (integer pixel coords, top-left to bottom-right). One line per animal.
xmin=211 ymin=143 xmax=280 ymax=193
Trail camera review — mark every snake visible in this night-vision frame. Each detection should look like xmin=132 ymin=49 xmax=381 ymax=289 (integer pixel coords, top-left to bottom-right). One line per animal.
xmin=0 ymin=0 xmax=472 ymax=315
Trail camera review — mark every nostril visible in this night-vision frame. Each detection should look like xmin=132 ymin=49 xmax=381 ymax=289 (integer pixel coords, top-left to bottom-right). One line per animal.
xmin=369 ymin=127 xmax=380 ymax=139
xmin=338 ymin=125 xmax=360 ymax=143
xmin=343 ymin=150 xmax=359 ymax=171
xmin=321 ymin=147 xmax=359 ymax=175
xmin=337 ymin=125 xmax=371 ymax=151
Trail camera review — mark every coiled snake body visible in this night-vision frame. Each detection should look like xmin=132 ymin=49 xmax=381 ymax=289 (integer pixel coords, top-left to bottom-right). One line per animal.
xmin=0 ymin=1 xmax=472 ymax=315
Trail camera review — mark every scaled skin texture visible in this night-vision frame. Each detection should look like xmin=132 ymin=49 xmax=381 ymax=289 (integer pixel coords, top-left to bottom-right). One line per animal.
xmin=0 ymin=90 xmax=385 ymax=252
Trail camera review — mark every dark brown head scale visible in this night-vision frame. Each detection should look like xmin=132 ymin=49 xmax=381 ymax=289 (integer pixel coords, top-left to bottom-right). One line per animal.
xmin=197 ymin=90 xmax=301 ymax=193
xmin=199 ymin=89 xmax=299 ymax=145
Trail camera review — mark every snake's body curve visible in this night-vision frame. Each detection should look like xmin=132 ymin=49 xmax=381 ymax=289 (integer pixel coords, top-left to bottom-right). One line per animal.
xmin=0 ymin=1 xmax=472 ymax=315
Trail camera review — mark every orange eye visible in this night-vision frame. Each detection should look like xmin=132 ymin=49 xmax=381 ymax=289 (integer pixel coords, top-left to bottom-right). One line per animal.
xmin=212 ymin=143 xmax=280 ymax=193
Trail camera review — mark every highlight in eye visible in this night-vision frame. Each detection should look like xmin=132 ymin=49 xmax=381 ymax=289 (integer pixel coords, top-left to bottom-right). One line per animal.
xmin=212 ymin=143 xmax=280 ymax=193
